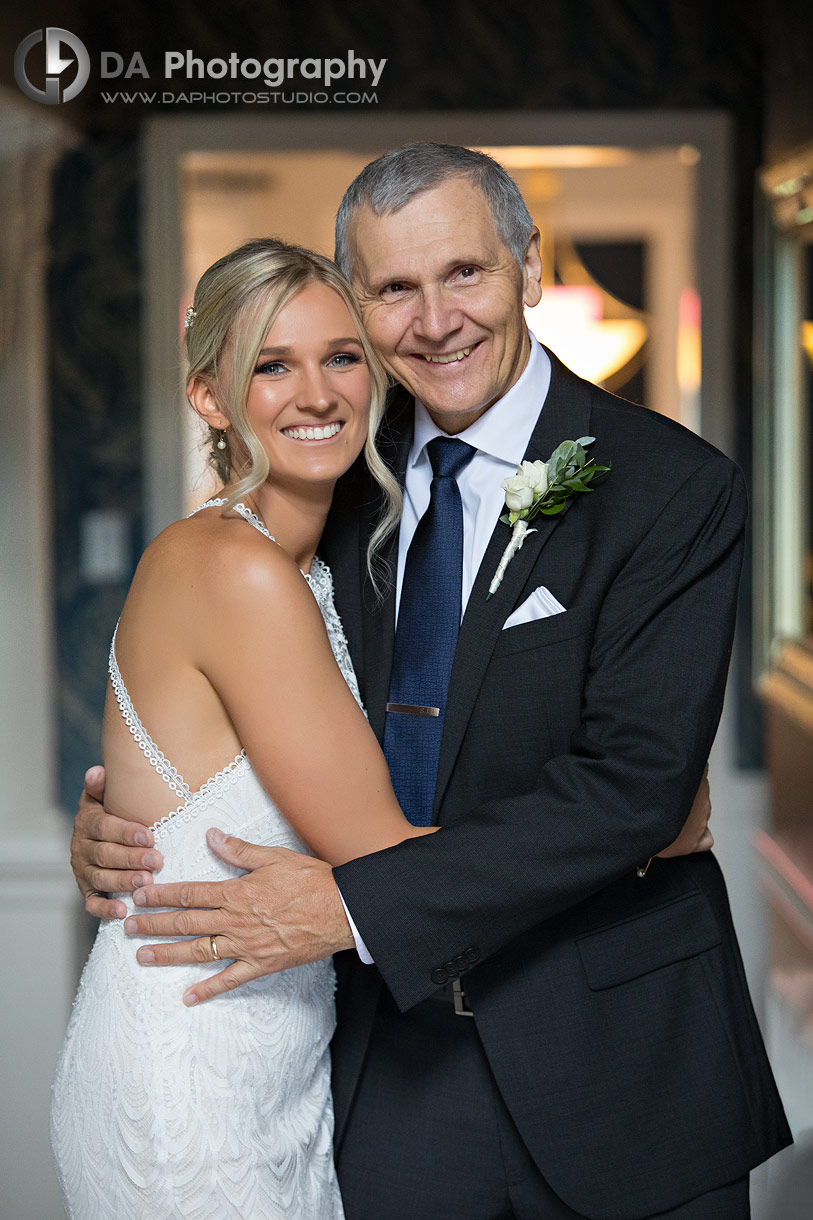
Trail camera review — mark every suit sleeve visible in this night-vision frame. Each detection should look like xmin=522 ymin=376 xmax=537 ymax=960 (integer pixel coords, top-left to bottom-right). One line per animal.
xmin=333 ymin=454 xmax=748 ymax=1010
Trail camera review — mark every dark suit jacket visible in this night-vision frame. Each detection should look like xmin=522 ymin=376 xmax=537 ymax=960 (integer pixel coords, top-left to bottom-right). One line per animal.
xmin=321 ymin=351 xmax=791 ymax=1220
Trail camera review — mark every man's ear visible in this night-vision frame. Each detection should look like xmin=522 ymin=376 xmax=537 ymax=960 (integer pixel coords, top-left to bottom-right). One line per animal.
xmin=521 ymin=227 xmax=543 ymax=309
xmin=187 ymin=375 xmax=230 ymax=432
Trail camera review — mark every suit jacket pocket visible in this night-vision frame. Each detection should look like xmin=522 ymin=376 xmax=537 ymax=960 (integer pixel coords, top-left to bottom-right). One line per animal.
xmin=577 ymin=891 xmax=721 ymax=990
xmin=492 ymin=601 xmax=594 ymax=657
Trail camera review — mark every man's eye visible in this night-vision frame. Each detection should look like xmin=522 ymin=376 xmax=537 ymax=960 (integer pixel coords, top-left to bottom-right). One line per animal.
xmin=381 ymin=283 xmax=407 ymax=297
xmin=457 ymin=266 xmax=478 ymax=280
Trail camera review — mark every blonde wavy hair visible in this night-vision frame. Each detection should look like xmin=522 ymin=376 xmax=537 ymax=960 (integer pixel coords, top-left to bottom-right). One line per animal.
xmin=184 ymin=237 xmax=401 ymax=580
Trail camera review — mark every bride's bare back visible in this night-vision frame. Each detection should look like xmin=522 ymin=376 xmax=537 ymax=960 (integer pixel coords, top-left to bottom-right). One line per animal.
xmin=101 ymin=509 xmax=249 ymax=828
xmin=102 ymin=502 xmax=422 ymax=863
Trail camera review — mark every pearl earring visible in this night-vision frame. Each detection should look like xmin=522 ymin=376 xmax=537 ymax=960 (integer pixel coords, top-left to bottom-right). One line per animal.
xmin=217 ymin=431 xmax=227 ymax=451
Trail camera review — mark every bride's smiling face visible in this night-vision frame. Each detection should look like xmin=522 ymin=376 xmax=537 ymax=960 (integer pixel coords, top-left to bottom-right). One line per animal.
xmin=244 ymin=281 xmax=372 ymax=490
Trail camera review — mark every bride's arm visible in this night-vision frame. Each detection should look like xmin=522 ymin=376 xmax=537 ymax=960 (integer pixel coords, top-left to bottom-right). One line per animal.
xmin=197 ymin=538 xmax=431 ymax=866
xmin=121 ymin=533 xmax=714 ymax=1003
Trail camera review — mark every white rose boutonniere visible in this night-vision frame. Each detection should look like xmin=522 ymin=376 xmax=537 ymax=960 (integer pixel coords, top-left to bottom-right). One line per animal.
xmin=487 ymin=437 xmax=610 ymax=599
xmin=503 ymin=459 xmax=549 ymax=510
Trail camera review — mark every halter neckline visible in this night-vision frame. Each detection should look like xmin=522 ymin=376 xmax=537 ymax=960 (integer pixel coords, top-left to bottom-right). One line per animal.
xmin=187 ymin=499 xmax=314 ymax=583
xmin=108 ymin=624 xmax=248 ymax=832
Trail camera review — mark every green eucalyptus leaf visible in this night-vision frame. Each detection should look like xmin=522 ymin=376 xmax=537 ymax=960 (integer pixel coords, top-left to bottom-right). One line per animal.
xmin=504 ymin=438 xmax=609 ymax=536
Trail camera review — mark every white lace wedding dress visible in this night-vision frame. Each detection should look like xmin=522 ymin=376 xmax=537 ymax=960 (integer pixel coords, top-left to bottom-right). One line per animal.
xmin=51 ymin=502 xmax=355 ymax=1219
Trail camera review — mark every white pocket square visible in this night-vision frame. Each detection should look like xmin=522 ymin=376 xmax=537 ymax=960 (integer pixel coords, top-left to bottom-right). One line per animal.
xmin=502 ymin=585 xmax=567 ymax=630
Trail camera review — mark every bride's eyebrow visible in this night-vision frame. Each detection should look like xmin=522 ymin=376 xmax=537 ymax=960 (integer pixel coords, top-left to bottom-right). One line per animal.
xmin=256 ymin=338 xmax=362 ymax=357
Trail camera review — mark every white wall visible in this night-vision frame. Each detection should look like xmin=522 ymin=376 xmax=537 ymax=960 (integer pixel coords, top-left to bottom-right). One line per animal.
xmin=0 ymin=92 xmax=79 ymax=1220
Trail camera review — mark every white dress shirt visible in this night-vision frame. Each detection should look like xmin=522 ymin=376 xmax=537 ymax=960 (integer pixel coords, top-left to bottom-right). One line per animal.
xmin=340 ymin=335 xmax=552 ymax=962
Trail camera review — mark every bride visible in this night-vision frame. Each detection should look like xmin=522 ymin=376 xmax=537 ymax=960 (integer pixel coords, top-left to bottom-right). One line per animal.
xmin=50 ymin=238 xmax=434 ymax=1219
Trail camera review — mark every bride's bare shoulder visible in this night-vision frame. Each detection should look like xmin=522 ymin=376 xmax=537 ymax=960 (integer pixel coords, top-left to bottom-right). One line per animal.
xmin=133 ymin=508 xmax=310 ymax=615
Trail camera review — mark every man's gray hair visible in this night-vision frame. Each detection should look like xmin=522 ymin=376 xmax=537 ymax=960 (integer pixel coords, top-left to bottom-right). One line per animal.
xmin=334 ymin=141 xmax=534 ymax=279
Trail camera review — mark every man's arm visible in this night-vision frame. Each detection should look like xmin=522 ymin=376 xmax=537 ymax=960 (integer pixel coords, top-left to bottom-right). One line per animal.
xmin=71 ymin=762 xmax=712 ymax=924
xmin=117 ymin=454 xmax=736 ymax=1006
xmin=120 ymin=763 xmax=713 ymax=1006
xmin=331 ymin=455 xmax=747 ymax=1009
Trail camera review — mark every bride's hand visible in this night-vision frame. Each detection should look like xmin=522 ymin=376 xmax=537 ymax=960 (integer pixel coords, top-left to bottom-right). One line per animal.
xmin=123 ymin=828 xmax=355 ymax=1005
xmin=656 ymin=763 xmax=713 ymax=858
xmin=71 ymin=766 xmax=164 ymax=919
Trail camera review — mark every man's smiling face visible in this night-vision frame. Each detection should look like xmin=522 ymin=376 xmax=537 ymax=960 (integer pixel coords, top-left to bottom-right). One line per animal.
xmin=348 ymin=175 xmax=543 ymax=434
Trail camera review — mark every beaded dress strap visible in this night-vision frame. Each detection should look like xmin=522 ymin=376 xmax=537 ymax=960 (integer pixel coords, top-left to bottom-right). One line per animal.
xmin=188 ymin=499 xmax=313 ymax=583
xmin=188 ymin=498 xmax=276 ymax=542
xmin=108 ymin=626 xmax=194 ymax=803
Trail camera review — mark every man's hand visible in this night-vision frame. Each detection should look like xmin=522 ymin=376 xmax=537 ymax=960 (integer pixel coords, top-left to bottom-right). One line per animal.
xmin=124 ymin=829 xmax=355 ymax=1006
xmin=70 ymin=766 xmax=164 ymax=920
xmin=656 ymin=763 xmax=713 ymax=858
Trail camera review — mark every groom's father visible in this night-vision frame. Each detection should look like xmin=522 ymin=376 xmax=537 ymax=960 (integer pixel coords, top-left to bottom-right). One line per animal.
xmin=73 ymin=144 xmax=790 ymax=1218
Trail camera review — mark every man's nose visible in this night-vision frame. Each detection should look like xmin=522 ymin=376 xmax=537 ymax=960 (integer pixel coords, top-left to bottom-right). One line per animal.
xmin=412 ymin=287 xmax=462 ymax=344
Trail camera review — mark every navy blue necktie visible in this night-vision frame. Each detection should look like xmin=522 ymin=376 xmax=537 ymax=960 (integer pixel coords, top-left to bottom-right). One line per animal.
xmin=383 ymin=437 xmax=474 ymax=826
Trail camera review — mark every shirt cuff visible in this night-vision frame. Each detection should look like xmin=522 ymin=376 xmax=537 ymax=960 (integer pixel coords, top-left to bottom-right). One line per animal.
xmin=337 ymin=887 xmax=374 ymax=965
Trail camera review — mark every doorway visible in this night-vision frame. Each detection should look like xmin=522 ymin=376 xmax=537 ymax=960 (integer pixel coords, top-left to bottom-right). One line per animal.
xmin=143 ymin=110 xmax=733 ymax=538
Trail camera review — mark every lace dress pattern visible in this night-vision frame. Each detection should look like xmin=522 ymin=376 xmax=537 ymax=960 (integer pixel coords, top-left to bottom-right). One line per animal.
xmin=50 ymin=503 xmax=358 ymax=1219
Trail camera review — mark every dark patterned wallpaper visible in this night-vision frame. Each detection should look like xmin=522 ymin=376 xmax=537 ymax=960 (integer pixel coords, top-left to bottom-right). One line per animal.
xmin=44 ymin=0 xmax=774 ymax=800
xmin=49 ymin=141 xmax=142 ymax=807
xmin=763 ymin=0 xmax=813 ymax=161
xmin=7 ymin=0 xmax=765 ymax=134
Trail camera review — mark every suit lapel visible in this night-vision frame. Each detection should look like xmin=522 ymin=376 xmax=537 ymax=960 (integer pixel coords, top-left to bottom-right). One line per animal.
xmin=434 ymin=353 xmax=595 ymax=815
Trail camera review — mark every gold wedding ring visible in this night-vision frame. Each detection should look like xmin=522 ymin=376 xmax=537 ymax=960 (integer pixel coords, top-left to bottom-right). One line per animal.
xmin=210 ymin=935 xmax=221 ymax=962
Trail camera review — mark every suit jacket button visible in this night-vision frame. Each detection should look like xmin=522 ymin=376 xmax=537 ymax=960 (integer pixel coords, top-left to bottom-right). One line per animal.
xmin=430 ymin=967 xmax=448 ymax=985
xmin=453 ymin=955 xmax=468 ymax=973
xmin=464 ymin=947 xmax=480 ymax=964
xmin=444 ymin=960 xmax=460 ymax=979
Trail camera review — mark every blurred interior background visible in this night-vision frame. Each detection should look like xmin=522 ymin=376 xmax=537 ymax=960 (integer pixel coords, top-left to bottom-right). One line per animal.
xmin=1 ymin=1 xmax=812 ymax=1216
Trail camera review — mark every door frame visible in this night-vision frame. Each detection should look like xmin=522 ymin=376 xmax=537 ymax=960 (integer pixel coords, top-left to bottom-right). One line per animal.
xmin=142 ymin=109 xmax=733 ymax=540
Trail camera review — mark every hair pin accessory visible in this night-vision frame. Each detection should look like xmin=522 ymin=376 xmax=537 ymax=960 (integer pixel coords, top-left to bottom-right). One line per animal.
xmin=184 ymin=305 xmax=197 ymax=330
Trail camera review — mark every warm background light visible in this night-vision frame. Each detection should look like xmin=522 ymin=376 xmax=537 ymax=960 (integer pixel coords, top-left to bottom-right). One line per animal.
xmin=802 ymin=321 xmax=813 ymax=367
xmin=479 ymin=145 xmax=635 ymax=168
xmin=678 ymin=286 xmax=702 ymax=392
xmin=525 ymin=286 xmax=647 ymax=386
